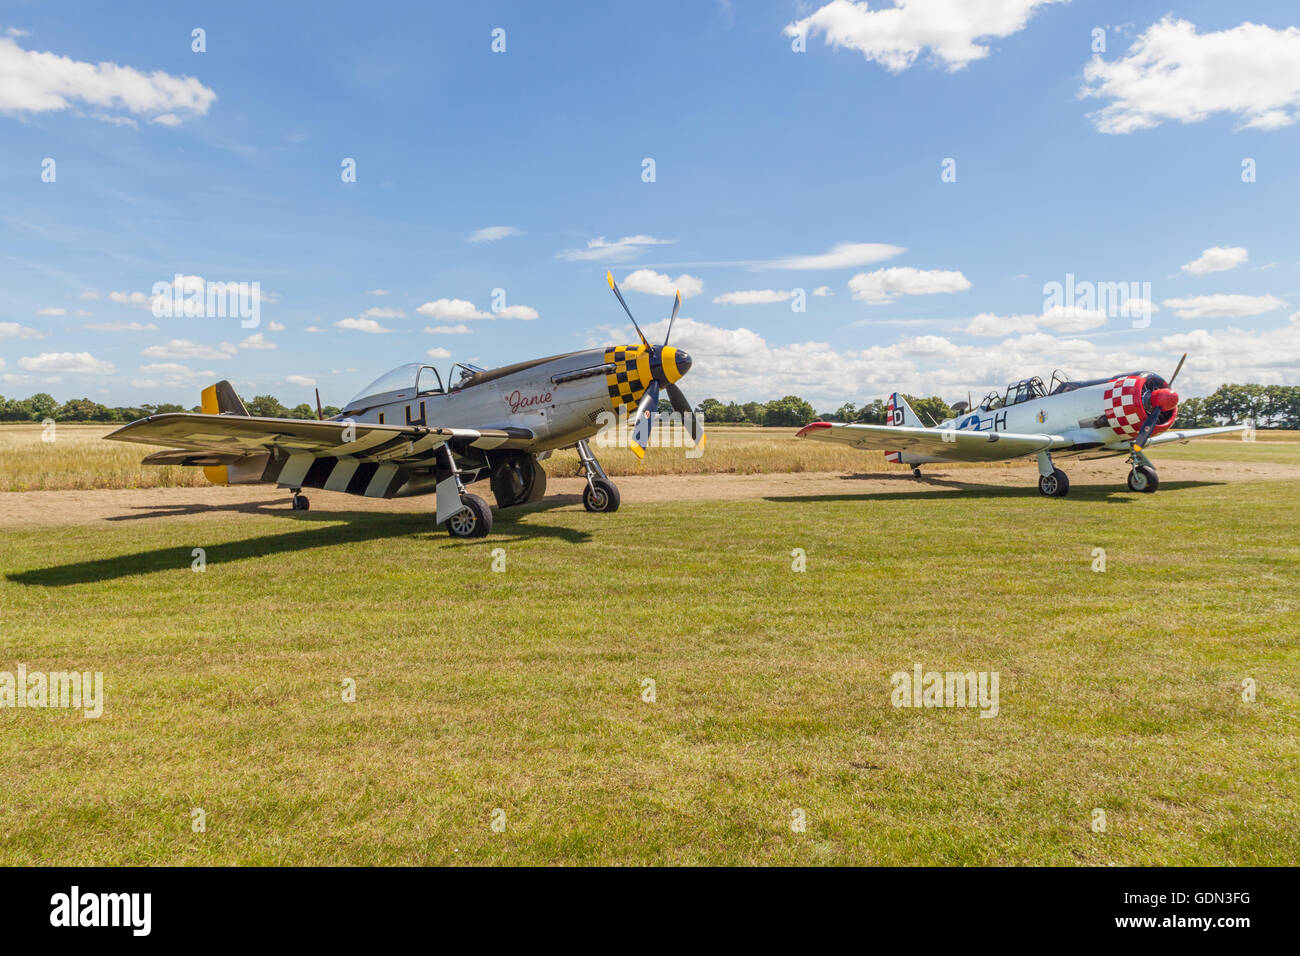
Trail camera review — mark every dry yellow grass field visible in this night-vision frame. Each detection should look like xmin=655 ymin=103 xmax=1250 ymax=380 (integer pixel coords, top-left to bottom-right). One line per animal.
xmin=0 ymin=422 xmax=1288 ymax=491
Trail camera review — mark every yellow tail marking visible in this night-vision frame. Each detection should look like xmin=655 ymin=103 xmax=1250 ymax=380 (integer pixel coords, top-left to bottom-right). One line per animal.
xmin=199 ymin=384 xmax=228 ymax=485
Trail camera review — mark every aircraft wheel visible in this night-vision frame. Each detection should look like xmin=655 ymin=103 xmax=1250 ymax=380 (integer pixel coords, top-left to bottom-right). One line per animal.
xmin=446 ymin=493 xmax=493 ymax=538
xmin=1127 ymin=465 xmax=1159 ymax=493
xmin=1037 ymin=469 xmax=1069 ymax=497
xmin=292 ymin=494 xmax=310 ymax=511
xmin=583 ymin=478 xmax=620 ymax=513
xmin=911 ymin=467 xmax=922 ymax=478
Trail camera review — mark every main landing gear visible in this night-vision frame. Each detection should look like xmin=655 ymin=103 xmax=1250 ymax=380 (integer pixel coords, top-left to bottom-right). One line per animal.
xmin=435 ymin=444 xmax=494 ymax=539
xmin=290 ymin=489 xmax=310 ymax=511
xmin=1126 ymin=449 xmax=1159 ymax=493
xmin=575 ymin=439 xmax=620 ymax=513
xmin=1036 ymin=451 xmax=1070 ymax=498
xmin=446 ymin=493 xmax=493 ymax=538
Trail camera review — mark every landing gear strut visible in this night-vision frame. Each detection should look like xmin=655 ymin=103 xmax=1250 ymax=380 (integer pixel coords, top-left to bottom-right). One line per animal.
xmin=1126 ymin=449 xmax=1159 ymax=493
xmin=290 ymin=489 xmax=310 ymax=511
xmin=576 ymin=439 xmax=620 ymax=513
xmin=1036 ymin=451 xmax=1069 ymax=497
xmin=435 ymin=445 xmax=493 ymax=538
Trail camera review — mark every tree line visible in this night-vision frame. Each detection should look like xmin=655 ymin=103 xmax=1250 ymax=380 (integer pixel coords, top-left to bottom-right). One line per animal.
xmin=0 ymin=393 xmax=341 ymax=423
xmin=2 ymin=383 xmax=1298 ymax=428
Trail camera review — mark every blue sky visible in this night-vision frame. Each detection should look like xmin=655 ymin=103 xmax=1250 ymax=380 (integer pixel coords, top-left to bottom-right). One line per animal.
xmin=3 ymin=0 xmax=1300 ymax=409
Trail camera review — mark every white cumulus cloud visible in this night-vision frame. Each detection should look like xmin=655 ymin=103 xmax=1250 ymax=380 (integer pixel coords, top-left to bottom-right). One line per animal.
xmin=848 ymin=266 xmax=971 ymax=304
xmin=335 ymin=317 xmax=389 ymax=333
xmin=0 ymin=322 xmax=46 ymax=340
xmin=18 ymin=351 xmax=114 ymax=374
xmin=620 ymin=269 xmax=704 ymax=298
xmin=1180 ymin=246 xmax=1248 ymax=275
xmin=785 ymin=0 xmax=1065 ymax=73
xmin=1082 ymin=18 xmax=1300 ymax=133
xmin=0 ymin=35 xmax=216 ymax=125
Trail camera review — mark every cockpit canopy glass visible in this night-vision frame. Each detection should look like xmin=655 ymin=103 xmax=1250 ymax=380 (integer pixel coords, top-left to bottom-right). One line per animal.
xmin=449 ymin=362 xmax=486 ymax=390
xmin=347 ymin=363 xmax=446 ymax=408
xmin=1004 ymin=376 xmax=1046 ymax=407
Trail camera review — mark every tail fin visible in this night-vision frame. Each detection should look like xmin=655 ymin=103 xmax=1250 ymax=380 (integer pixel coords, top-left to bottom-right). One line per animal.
xmin=198 ymin=381 xmax=246 ymax=485
xmin=883 ymin=391 xmax=917 ymax=464
xmin=886 ymin=392 xmax=921 ymax=427
xmin=201 ymin=380 xmax=248 ymax=417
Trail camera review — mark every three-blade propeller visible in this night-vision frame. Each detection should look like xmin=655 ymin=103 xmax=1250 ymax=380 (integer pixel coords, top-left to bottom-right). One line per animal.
xmin=1132 ymin=352 xmax=1186 ymax=450
xmin=606 ymin=272 xmax=704 ymax=458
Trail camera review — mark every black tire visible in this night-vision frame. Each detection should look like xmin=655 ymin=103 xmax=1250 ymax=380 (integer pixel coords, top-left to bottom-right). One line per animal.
xmin=911 ymin=467 xmax=922 ymax=478
xmin=1037 ymin=469 xmax=1069 ymax=497
xmin=292 ymin=495 xmax=310 ymax=511
xmin=583 ymin=478 xmax=620 ymax=513
xmin=1127 ymin=465 xmax=1159 ymax=493
xmin=489 ymin=454 xmax=547 ymax=508
xmin=446 ymin=493 xmax=493 ymax=538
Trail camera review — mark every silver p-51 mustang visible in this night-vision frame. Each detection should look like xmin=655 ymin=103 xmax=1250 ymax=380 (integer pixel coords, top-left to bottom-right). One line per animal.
xmin=106 ymin=274 xmax=704 ymax=537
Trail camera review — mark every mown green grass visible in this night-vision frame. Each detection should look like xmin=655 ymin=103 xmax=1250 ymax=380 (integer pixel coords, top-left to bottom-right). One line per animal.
xmin=1 ymin=472 xmax=1296 ymax=865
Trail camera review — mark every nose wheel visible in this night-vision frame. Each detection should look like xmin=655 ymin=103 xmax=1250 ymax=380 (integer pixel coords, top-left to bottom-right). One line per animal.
xmin=1127 ymin=464 xmax=1159 ymax=493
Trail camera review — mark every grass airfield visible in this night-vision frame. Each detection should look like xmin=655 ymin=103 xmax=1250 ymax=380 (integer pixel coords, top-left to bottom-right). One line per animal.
xmin=0 ymin=427 xmax=1297 ymax=865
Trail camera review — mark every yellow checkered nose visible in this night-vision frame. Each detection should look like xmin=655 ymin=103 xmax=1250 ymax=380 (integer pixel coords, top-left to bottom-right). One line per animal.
xmin=661 ymin=347 xmax=692 ymax=383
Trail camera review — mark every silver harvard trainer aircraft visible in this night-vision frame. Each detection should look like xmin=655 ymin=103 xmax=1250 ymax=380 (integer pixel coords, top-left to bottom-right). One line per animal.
xmin=105 ymin=274 xmax=704 ymax=537
xmin=796 ymin=354 xmax=1246 ymax=497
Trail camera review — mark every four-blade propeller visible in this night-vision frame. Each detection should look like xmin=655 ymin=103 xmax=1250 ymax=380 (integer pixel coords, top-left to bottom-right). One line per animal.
xmin=606 ymin=272 xmax=705 ymax=459
xmin=1132 ymin=352 xmax=1186 ymax=451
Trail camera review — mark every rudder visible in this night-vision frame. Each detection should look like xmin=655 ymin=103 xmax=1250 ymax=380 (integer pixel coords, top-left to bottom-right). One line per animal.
xmin=198 ymin=381 xmax=247 ymax=484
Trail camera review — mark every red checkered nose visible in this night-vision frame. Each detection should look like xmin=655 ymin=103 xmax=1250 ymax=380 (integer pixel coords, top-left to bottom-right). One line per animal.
xmin=1150 ymin=387 xmax=1178 ymax=412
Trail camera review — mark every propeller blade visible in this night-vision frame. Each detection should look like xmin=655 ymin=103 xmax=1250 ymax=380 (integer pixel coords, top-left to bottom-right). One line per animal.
xmin=1168 ymin=352 xmax=1187 ymax=387
xmin=666 ymin=381 xmax=706 ymax=450
xmin=663 ymin=290 xmax=682 ymax=346
xmin=630 ymin=380 xmax=660 ymax=459
xmin=1131 ymin=410 xmax=1161 ymax=451
xmin=315 ymin=388 xmax=324 ymax=421
xmin=606 ymin=271 xmax=651 ymax=349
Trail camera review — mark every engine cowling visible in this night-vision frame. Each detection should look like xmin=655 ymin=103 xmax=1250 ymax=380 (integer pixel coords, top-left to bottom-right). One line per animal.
xmin=1101 ymin=374 xmax=1178 ymax=440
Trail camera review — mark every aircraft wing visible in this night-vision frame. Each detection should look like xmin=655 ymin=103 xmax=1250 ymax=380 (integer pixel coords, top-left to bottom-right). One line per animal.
xmin=106 ymin=413 xmax=535 ymax=461
xmin=1127 ymin=424 xmax=1249 ymax=448
xmin=795 ymin=421 xmax=1070 ymax=462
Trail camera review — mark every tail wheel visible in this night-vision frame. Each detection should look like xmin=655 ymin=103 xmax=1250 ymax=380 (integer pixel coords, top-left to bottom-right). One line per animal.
xmin=583 ymin=478 xmax=620 ymax=513
xmin=1037 ymin=469 xmax=1070 ymax=497
xmin=292 ymin=494 xmax=310 ymax=511
xmin=1127 ymin=465 xmax=1159 ymax=493
xmin=446 ymin=493 xmax=493 ymax=538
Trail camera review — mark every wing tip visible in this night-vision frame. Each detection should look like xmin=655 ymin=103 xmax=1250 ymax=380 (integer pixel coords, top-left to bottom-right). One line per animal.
xmin=795 ymin=421 xmax=833 ymax=438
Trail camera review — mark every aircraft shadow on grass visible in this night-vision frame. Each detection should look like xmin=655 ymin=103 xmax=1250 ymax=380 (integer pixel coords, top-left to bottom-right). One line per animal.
xmin=765 ymin=471 xmax=1225 ymax=504
xmin=8 ymin=499 xmax=592 ymax=588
